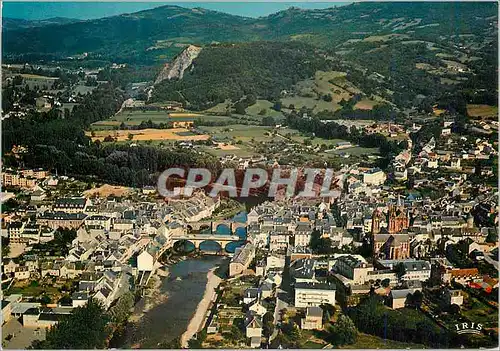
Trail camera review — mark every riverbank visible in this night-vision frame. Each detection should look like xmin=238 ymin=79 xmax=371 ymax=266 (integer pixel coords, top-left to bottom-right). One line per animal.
xmin=180 ymin=267 xmax=222 ymax=348
xmin=110 ymin=255 xmax=224 ymax=349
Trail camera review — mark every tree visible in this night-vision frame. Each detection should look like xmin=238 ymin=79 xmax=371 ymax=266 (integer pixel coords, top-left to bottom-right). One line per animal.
xmin=310 ymin=229 xmax=334 ymax=254
xmin=262 ymin=312 xmax=274 ymax=338
xmin=411 ymin=290 xmax=423 ymax=309
xmin=394 ymin=262 xmax=407 ymax=280
xmin=234 ymin=102 xmax=246 ymax=115
xmin=328 ymin=315 xmax=357 ymax=346
xmin=128 ymin=133 xmax=134 ymax=141
xmin=13 ymin=75 xmax=23 ymax=86
xmin=320 ymin=303 xmax=336 ymax=323
xmin=58 ymin=295 xmax=73 ymax=306
xmin=381 ymin=278 xmax=390 ymax=288
xmin=40 ymin=295 xmax=52 ymax=305
xmin=108 ymin=292 xmax=134 ymax=324
xmin=2 ymin=237 xmax=10 ymax=258
xmin=262 ymin=116 xmax=276 ymax=126
xmin=449 ymin=303 xmax=461 ymax=315
xmin=32 ymin=298 xmax=110 ymax=349
xmin=258 ymin=108 xmax=267 ymax=115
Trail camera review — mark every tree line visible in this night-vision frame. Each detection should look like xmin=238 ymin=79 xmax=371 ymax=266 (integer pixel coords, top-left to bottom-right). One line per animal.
xmin=2 ymin=83 xmax=221 ymax=187
xmin=285 ymin=111 xmax=405 ymax=169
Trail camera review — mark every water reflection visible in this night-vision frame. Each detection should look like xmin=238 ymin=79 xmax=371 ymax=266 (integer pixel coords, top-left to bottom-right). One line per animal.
xmin=112 ymin=256 xmax=223 ymax=348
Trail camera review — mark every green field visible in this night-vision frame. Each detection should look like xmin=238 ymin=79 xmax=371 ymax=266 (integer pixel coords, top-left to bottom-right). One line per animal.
xmin=73 ymin=84 xmax=97 ymax=95
xmin=282 ymin=96 xmax=340 ymax=114
xmin=245 ymin=99 xmax=284 ymax=119
xmin=199 ymin=124 xmax=276 ymax=142
xmin=91 ymin=110 xmax=240 ymax=129
xmin=277 ymin=128 xmax=346 ymax=146
xmin=203 ymin=100 xmax=231 ymax=114
xmin=282 ymin=70 xmax=381 ymax=114
xmin=342 ymin=333 xmax=426 ymax=349
xmin=329 ymin=146 xmax=380 ymax=156
xmin=462 ymin=297 xmax=499 ymax=329
xmin=302 ymin=340 xmax=326 ymax=349
xmin=7 ymin=282 xmax=60 ymax=298
xmin=201 ymin=146 xmax=255 ymax=158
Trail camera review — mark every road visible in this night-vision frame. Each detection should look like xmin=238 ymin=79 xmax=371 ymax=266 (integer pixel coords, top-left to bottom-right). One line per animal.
xmin=270 ymin=292 xmax=288 ymax=342
xmin=269 ymin=254 xmax=292 ymax=343
xmin=484 ymin=252 xmax=498 ymax=269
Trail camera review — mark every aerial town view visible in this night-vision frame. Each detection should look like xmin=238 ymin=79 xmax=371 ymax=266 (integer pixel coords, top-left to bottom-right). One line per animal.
xmin=0 ymin=1 xmax=498 ymax=349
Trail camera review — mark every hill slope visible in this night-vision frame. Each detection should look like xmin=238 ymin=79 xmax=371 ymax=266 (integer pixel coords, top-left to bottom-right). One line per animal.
xmin=3 ymin=2 xmax=496 ymax=59
xmin=151 ymin=41 xmax=330 ymax=110
xmin=2 ymin=5 xmax=256 ymax=58
xmin=2 ymin=17 xmax=79 ymax=31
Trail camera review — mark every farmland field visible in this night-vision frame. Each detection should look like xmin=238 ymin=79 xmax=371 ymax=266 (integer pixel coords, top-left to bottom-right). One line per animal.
xmin=87 ymin=128 xmax=210 ymax=142
xmin=20 ymin=73 xmax=58 ymax=80
xmin=277 ymin=128 xmax=347 ymax=146
xmin=467 ymin=104 xmax=498 ymax=119
xmin=198 ymin=124 xmax=275 ymax=142
xmin=245 ymin=99 xmax=284 ymax=119
xmin=354 ymin=99 xmax=378 ymax=110
xmin=330 ymin=146 xmax=380 ymax=156
xmin=282 ymin=70 xmax=379 ymax=114
xmin=282 ymin=96 xmax=340 ymax=114
xmin=91 ymin=110 xmax=239 ymax=129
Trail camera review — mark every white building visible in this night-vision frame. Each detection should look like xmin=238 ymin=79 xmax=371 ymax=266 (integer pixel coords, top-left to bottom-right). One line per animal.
xmin=377 ymin=259 xmax=431 ymax=282
xmin=294 ymin=282 xmax=336 ymax=308
xmin=333 ymin=255 xmax=374 ymax=285
xmin=362 ymin=168 xmax=386 ymax=186
xmin=137 ymin=251 xmax=154 ymax=271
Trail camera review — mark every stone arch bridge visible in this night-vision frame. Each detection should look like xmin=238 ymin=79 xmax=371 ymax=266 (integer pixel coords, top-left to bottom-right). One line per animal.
xmin=171 ymin=233 xmax=241 ymax=250
xmin=186 ymin=220 xmax=247 ymax=234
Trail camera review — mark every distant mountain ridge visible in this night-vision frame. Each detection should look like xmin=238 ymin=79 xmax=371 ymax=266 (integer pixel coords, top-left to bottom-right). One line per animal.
xmin=3 ymin=16 xmax=79 ymax=31
xmin=2 ymin=2 xmax=497 ymax=59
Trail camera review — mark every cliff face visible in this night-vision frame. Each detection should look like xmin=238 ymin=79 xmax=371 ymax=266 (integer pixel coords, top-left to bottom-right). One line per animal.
xmin=154 ymin=45 xmax=202 ymax=85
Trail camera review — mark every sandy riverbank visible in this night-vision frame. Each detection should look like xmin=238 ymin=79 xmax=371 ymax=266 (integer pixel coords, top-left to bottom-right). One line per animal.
xmin=180 ymin=267 xmax=222 ymax=348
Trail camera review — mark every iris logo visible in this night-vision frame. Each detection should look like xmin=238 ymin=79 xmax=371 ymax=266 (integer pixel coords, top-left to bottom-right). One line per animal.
xmin=454 ymin=322 xmax=483 ymax=335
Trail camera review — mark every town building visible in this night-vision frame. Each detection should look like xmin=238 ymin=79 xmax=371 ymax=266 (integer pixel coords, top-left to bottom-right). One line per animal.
xmin=301 ymin=306 xmax=323 ymax=330
xmin=294 ymin=282 xmax=336 ymax=308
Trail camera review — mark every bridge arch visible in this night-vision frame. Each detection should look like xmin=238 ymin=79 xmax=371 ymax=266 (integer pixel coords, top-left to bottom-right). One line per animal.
xmin=173 ymin=239 xmax=195 ymax=253
xmin=214 ymin=223 xmax=231 ymax=235
xmin=234 ymin=226 xmax=247 ymax=240
xmin=225 ymin=240 xmax=246 ymax=253
xmin=199 ymin=240 xmax=222 ymax=253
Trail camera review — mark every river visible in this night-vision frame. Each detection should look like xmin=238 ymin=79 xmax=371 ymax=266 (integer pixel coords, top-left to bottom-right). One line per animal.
xmin=110 ymin=256 xmax=224 ymax=348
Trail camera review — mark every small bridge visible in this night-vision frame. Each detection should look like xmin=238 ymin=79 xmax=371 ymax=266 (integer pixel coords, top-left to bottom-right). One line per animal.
xmin=187 ymin=220 xmax=247 ymax=234
xmin=171 ymin=233 xmax=242 ymax=251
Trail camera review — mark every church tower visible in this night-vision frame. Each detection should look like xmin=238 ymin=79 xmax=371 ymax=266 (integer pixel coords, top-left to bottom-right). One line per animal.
xmin=371 ymin=209 xmax=382 ymax=235
xmin=388 ymin=196 xmax=409 ymax=234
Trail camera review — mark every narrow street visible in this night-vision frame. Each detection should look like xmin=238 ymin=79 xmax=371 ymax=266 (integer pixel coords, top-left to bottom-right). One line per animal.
xmin=269 ymin=254 xmax=292 ymax=343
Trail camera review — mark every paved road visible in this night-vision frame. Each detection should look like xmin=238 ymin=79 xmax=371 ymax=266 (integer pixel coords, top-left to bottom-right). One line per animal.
xmin=270 ymin=295 xmax=288 ymax=342
xmin=484 ymin=252 xmax=498 ymax=269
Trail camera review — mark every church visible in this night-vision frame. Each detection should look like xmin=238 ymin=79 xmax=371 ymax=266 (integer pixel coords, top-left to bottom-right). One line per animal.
xmin=371 ymin=201 xmax=411 ymax=260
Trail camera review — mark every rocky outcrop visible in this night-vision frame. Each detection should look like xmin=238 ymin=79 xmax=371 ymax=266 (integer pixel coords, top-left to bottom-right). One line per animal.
xmin=154 ymin=45 xmax=202 ymax=85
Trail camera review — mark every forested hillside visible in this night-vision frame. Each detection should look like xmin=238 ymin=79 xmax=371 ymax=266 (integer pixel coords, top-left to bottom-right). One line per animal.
xmin=3 ymin=2 xmax=496 ymax=60
xmin=2 ymin=2 xmax=497 ymax=110
xmin=151 ymin=42 xmax=330 ymax=110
